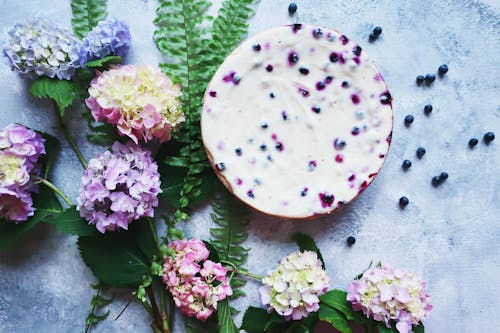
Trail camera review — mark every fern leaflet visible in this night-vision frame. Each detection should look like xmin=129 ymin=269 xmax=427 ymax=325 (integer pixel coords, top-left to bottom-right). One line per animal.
xmin=71 ymin=0 xmax=107 ymax=39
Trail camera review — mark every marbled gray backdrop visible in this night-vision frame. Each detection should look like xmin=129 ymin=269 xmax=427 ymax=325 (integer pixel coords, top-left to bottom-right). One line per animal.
xmin=0 ymin=0 xmax=499 ymax=332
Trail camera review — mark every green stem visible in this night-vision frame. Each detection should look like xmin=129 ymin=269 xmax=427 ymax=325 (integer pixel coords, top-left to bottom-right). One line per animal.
xmin=146 ymin=286 xmax=163 ymax=331
xmin=147 ymin=219 xmax=162 ymax=256
xmin=84 ymin=287 xmax=101 ymax=333
xmin=139 ymin=299 xmax=154 ymax=318
xmin=221 ymin=260 xmax=264 ymax=280
xmin=53 ymin=102 xmax=87 ymax=169
xmin=34 ymin=176 xmax=73 ymax=206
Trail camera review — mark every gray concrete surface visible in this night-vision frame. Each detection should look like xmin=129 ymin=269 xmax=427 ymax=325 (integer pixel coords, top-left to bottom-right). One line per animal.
xmin=0 ymin=0 xmax=499 ymax=332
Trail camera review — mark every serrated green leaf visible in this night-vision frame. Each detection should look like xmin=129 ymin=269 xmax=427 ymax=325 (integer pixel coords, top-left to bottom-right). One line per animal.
xmin=319 ymin=290 xmax=354 ymax=320
xmin=241 ymin=306 xmax=272 ymax=333
xmin=29 ymin=78 xmax=82 ymax=117
xmin=218 ymin=299 xmax=238 ymax=333
xmin=77 ymin=223 xmax=155 ymax=287
xmin=319 ymin=306 xmax=352 ymax=333
xmin=413 ymin=323 xmax=425 ymax=333
xmin=38 ymin=132 xmax=60 ymax=179
xmin=292 ymin=233 xmax=325 ymax=269
xmin=84 ymin=55 xmax=122 ymax=68
xmin=71 ymin=0 xmax=107 ymax=39
xmin=44 ymin=206 xmax=96 ymax=237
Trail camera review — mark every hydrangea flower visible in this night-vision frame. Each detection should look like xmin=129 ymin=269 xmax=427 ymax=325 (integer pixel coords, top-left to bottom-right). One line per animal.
xmin=2 ymin=18 xmax=80 ymax=80
xmin=77 ymin=141 xmax=161 ymax=233
xmin=76 ymin=18 xmax=131 ymax=66
xmin=259 ymin=251 xmax=330 ymax=320
xmin=86 ymin=64 xmax=184 ymax=144
xmin=162 ymin=239 xmax=232 ymax=321
xmin=0 ymin=124 xmax=45 ymax=222
xmin=347 ymin=264 xmax=433 ymax=333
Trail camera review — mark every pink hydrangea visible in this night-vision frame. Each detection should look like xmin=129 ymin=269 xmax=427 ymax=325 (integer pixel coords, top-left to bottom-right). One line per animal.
xmin=77 ymin=141 xmax=161 ymax=233
xmin=347 ymin=264 xmax=433 ymax=333
xmin=162 ymin=239 xmax=232 ymax=321
xmin=259 ymin=251 xmax=330 ymax=320
xmin=86 ymin=64 xmax=184 ymax=144
xmin=0 ymin=124 xmax=45 ymax=222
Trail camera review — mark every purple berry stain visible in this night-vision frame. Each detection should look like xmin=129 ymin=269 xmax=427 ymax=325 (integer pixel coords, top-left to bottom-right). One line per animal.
xmin=301 ymin=187 xmax=309 ymax=197
xmin=308 ymin=160 xmax=317 ymax=171
xmin=223 ymin=71 xmax=236 ymax=83
xmin=316 ymin=81 xmax=326 ymax=91
xmin=292 ymin=23 xmax=302 ymax=33
xmin=298 ymin=87 xmax=310 ymax=97
xmin=266 ymin=64 xmax=273 ymax=72
xmin=247 ymin=190 xmax=255 ymax=198
xmin=275 ymin=142 xmax=284 ymax=152
xmin=236 ymin=178 xmax=243 ymax=186
xmin=335 ymin=154 xmax=344 ymax=163
xmin=348 ymin=173 xmax=356 ymax=182
xmin=351 ymin=94 xmax=360 ymax=104
xmin=340 ymin=35 xmax=349 ymax=45
xmin=209 ymin=90 xmax=217 ymax=97
xmin=288 ymin=51 xmax=299 ymax=65
xmin=319 ymin=193 xmax=335 ymax=208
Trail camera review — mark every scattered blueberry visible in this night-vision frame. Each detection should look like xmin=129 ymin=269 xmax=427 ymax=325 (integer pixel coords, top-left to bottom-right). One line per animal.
xmin=353 ymin=45 xmax=362 ymax=56
xmin=373 ymin=26 xmax=383 ymax=36
xmin=313 ymin=28 xmax=323 ymax=38
xmin=402 ymin=159 xmax=412 ymax=169
xmin=416 ymin=147 xmax=426 ymax=159
xmin=468 ymin=138 xmax=478 ymax=148
xmin=334 ymin=138 xmax=346 ymax=150
xmin=440 ymin=172 xmax=449 ymax=180
xmin=281 ymin=111 xmax=288 ymax=120
xmin=316 ymin=81 xmax=326 ymax=90
xmin=369 ymin=34 xmax=377 ymax=42
xmin=235 ymin=148 xmax=242 ymax=156
xmin=416 ymin=75 xmax=425 ymax=85
xmin=342 ymin=81 xmax=349 ymax=88
xmin=325 ymin=76 xmax=333 ymax=84
xmin=232 ymin=75 xmax=241 ymax=84
xmin=288 ymin=51 xmax=299 ymax=64
xmin=424 ymin=104 xmax=433 ymax=114
xmin=252 ymin=44 xmax=261 ymax=52
xmin=484 ymin=131 xmax=495 ymax=144
xmin=288 ymin=2 xmax=298 ymax=15
xmin=260 ymin=144 xmax=267 ymax=151
xmin=312 ymin=106 xmax=321 ymax=114
xmin=347 ymin=236 xmax=356 ymax=246
xmin=329 ymin=52 xmax=339 ymax=63
xmin=399 ymin=196 xmax=409 ymax=208
xmin=261 ymin=123 xmax=269 ymax=129
xmin=299 ymin=67 xmax=309 ymax=75
xmin=269 ymin=92 xmax=275 ymax=98
xmin=380 ymin=91 xmax=392 ymax=105
xmin=215 ymin=163 xmax=225 ymax=171
xmin=431 ymin=176 xmax=441 ymax=186
xmin=247 ymin=190 xmax=255 ymax=198
xmin=266 ymin=64 xmax=273 ymax=72
xmin=438 ymin=64 xmax=448 ymax=76
xmin=425 ymin=73 xmax=436 ymax=85
xmin=275 ymin=142 xmax=284 ymax=151
xmin=300 ymin=188 xmax=308 ymax=197
xmin=404 ymin=115 xmax=414 ymax=126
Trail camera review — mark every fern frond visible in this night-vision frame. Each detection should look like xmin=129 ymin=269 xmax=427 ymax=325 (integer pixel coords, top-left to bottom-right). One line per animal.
xmin=210 ymin=189 xmax=250 ymax=299
xmin=71 ymin=0 xmax=107 ymax=39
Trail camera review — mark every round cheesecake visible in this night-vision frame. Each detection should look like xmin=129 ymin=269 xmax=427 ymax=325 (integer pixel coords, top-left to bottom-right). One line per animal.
xmin=201 ymin=24 xmax=393 ymax=219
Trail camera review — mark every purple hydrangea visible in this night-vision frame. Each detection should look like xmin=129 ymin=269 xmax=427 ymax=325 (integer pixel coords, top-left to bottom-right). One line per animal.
xmin=77 ymin=141 xmax=161 ymax=233
xmin=76 ymin=18 xmax=131 ymax=66
xmin=2 ymin=18 xmax=80 ymax=80
xmin=0 ymin=124 xmax=45 ymax=222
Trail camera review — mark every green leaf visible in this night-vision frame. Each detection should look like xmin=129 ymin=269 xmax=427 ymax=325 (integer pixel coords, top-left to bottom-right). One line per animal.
xmin=377 ymin=323 xmax=398 ymax=333
xmin=241 ymin=306 xmax=271 ymax=333
xmin=29 ymin=78 xmax=82 ymax=117
xmin=71 ymin=0 xmax=107 ymax=39
xmin=319 ymin=290 xmax=354 ymax=320
xmin=185 ymin=317 xmax=219 ymax=333
xmin=85 ymin=55 xmax=122 ymax=68
xmin=217 ymin=299 xmax=238 ymax=333
xmin=292 ymin=233 xmax=325 ymax=269
xmin=413 ymin=323 xmax=425 ymax=333
xmin=77 ymin=223 xmax=155 ymax=287
xmin=44 ymin=206 xmax=96 ymax=237
xmin=38 ymin=132 xmax=60 ymax=179
xmin=318 ymin=305 xmax=352 ymax=333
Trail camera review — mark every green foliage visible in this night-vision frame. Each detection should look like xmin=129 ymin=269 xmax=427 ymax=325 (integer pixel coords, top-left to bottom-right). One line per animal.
xmin=38 ymin=132 xmax=60 ymax=179
xmin=77 ymin=223 xmax=156 ymax=288
xmin=218 ymin=299 xmax=239 ymax=333
xmin=318 ymin=306 xmax=352 ymax=333
xmin=292 ymin=233 xmax=325 ymax=268
xmin=44 ymin=206 xmax=96 ymax=237
xmin=84 ymin=55 xmax=122 ymax=68
xmin=377 ymin=323 xmax=397 ymax=333
xmin=71 ymin=0 xmax=107 ymax=39
xmin=185 ymin=317 xmax=219 ymax=333
xmin=82 ymin=109 xmax=123 ymax=146
xmin=84 ymin=284 xmax=113 ymax=333
xmin=319 ymin=290 xmax=354 ymax=320
xmin=241 ymin=306 xmax=269 ymax=333
xmin=154 ymin=0 xmax=255 ymax=220
xmin=29 ymin=78 xmax=82 ymax=117
xmin=413 ymin=323 xmax=425 ymax=333
xmin=241 ymin=306 xmax=319 ymax=333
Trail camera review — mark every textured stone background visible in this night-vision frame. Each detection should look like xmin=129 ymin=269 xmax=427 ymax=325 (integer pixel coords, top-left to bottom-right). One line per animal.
xmin=0 ymin=0 xmax=499 ymax=332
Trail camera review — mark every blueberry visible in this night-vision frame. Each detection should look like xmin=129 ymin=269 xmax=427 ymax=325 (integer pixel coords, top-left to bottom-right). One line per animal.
xmin=369 ymin=34 xmax=377 ymax=42
xmin=252 ymin=44 xmax=261 ymax=52
xmin=316 ymin=81 xmax=326 ymax=90
xmin=325 ymin=76 xmax=333 ymax=84
xmin=373 ymin=26 xmax=382 ymax=36
xmin=484 ymin=131 xmax=495 ymax=144
xmin=402 ymin=159 xmax=412 ymax=169
xmin=424 ymin=104 xmax=433 ymax=114
xmin=468 ymin=138 xmax=478 ymax=147
xmin=438 ymin=64 xmax=448 ymax=76
xmin=288 ymin=2 xmax=298 ymax=15
xmin=260 ymin=144 xmax=267 ymax=151
xmin=347 ymin=236 xmax=356 ymax=246
xmin=275 ymin=142 xmax=284 ymax=151
xmin=329 ymin=52 xmax=339 ymax=63
xmin=266 ymin=64 xmax=273 ymax=72
xmin=416 ymin=75 xmax=425 ymax=85
xmin=247 ymin=190 xmax=255 ymax=198
xmin=312 ymin=106 xmax=321 ymax=114
xmin=432 ymin=176 xmax=441 ymax=186
xmin=399 ymin=196 xmax=409 ymax=208
xmin=235 ymin=148 xmax=243 ymax=156
xmin=342 ymin=81 xmax=349 ymax=88
xmin=269 ymin=92 xmax=275 ymax=98
xmin=416 ymin=147 xmax=426 ymax=158
xmin=299 ymin=67 xmax=309 ymax=75
xmin=313 ymin=28 xmax=323 ymax=38
xmin=300 ymin=188 xmax=308 ymax=197
xmin=425 ymin=74 xmax=436 ymax=84
xmin=288 ymin=51 xmax=299 ymax=64
xmin=353 ymin=45 xmax=362 ymax=56
xmin=380 ymin=91 xmax=392 ymax=105
xmin=261 ymin=123 xmax=268 ymax=129
xmin=440 ymin=172 xmax=448 ymax=180
xmin=215 ymin=163 xmax=226 ymax=171
xmin=404 ymin=115 xmax=414 ymax=126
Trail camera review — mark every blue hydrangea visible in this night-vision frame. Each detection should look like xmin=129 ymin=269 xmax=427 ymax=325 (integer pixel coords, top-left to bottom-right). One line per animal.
xmin=76 ymin=18 xmax=131 ymax=66
xmin=2 ymin=18 xmax=80 ymax=80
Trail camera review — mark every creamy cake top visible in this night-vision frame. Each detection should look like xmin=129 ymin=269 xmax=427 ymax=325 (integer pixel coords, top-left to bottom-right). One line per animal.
xmin=201 ymin=24 xmax=393 ymax=218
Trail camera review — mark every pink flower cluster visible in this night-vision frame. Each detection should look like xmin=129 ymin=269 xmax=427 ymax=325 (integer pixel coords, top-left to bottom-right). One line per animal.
xmin=77 ymin=141 xmax=161 ymax=233
xmin=347 ymin=264 xmax=433 ymax=333
xmin=0 ymin=124 xmax=45 ymax=222
xmin=86 ymin=64 xmax=184 ymax=144
xmin=162 ymin=239 xmax=232 ymax=321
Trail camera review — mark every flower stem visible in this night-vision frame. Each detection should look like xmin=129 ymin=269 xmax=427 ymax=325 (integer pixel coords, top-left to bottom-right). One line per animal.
xmin=34 ymin=176 xmax=73 ymax=206
xmin=147 ymin=219 xmax=162 ymax=256
xmin=52 ymin=102 xmax=88 ymax=169
xmin=221 ymin=260 xmax=265 ymax=280
xmin=146 ymin=286 xmax=163 ymax=331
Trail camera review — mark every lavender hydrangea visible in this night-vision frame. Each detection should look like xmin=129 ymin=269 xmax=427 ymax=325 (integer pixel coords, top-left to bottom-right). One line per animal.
xmin=2 ymin=18 xmax=80 ymax=80
xmin=77 ymin=141 xmax=161 ymax=233
xmin=76 ymin=18 xmax=131 ymax=66
xmin=0 ymin=124 xmax=45 ymax=222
